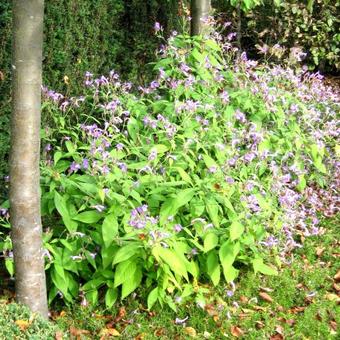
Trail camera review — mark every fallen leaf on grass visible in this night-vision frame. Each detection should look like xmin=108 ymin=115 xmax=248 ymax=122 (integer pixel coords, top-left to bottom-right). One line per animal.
xmin=69 ymin=326 xmax=91 ymax=337
xmin=255 ymin=321 xmax=265 ymax=329
xmin=316 ymin=247 xmax=325 ymax=257
xmin=275 ymin=325 xmax=284 ymax=335
xmin=184 ymin=327 xmax=197 ymax=337
xmin=134 ymin=333 xmax=146 ymax=340
xmin=334 ymin=270 xmax=340 ymax=282
xmin=114 ymin=307 xmax=126 ymax=323
xmin=252 ymin=305 xmax=267 ymax=311
xmin=259 ymin=292 xmax=273 ymax=303
xmin=260 ymin=286 xmax=274 ymax=293
xmin=289 ymin=306 xmax=305 ymax=314
xmin=239 ymin=296 xmax=248 ymax=303
xmin=203 ymin=331 xmax=211 ymax=338
xmin=333 ymin=283 xmax=340 ymax=292
xmin=270 ymin=334 xmax=283 ymax=340
xmin=324 ymin=293 xmax=340 ymax=303
xmin=277 ymin=317 xmax=295 ymax=326
xmin=154 ymin=328 xmax=165 ymax=337
xmin=55 ymin=331 xmax=63 ymax=340
xmin=205 ymin=304 xmax=219 ymax=317
xmin=230 ymin=325 xmax=244 ymax=337
xmin=15 ymin=320 xmax=30 ymax=331
xmin=99 ymin=327 xmax=120 ymax=338
xmin=330 ymin=320 xmax=337 ymax=331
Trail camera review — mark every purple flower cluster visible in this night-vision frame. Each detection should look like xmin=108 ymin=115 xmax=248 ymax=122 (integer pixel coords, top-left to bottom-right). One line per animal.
xmin=128 ymin=205 xmax=158 ymax=230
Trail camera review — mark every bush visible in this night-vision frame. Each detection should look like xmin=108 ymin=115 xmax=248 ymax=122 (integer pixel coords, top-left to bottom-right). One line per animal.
xmin=0 ymin=301 xmax=57 ymax=339
xmin=8 ymin=21 xmax=334 ymax=311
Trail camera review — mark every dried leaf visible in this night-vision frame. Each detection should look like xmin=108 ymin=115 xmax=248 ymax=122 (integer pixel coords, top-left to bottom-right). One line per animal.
xmin=324 ymin=293 xmax=340 ymax=303
xmin=330 ymin=320 xmax=337 ymax=331
xmin=230 ymin=325 xmax=244 ymax=337
xmin=69 ymin=326 xmax=91 ymax=337
xmin=270 ymin=334 xmax=283 ymax=340
xmin=334 ymin=270 xmax=340 ymax=282
xmin=100 ymin=327 xmax=121 ymax=337
xmin=134 ymin=333 xmax=146 ymax=340
xmin=205 ymin=304 xmax=218 ymax=317
xmin=252 ymin=305 xmax=267 ymax=311
xmin=203 ymin=331 xmax=211 ymax=338
xmin=55 ymin=331 xmax=63 ymax=340
xmin=275 ymin=325 xmax=284 ymax=335
xmin=154 ymin=328 xmax=165 ymax=337
xmin=184 ymin=327 xmax=197 ymax=337
xmin=239 ymin=296 xmax=248 ymax=303
xmin=333 ymin=283 xmax=340 ymax=292
xmin=259 ymin=292 xmax=273 ymax=303
xmin=15 ymin=320 xmax=30 ymax=331
xmin=255 ymin=321 xmax=265 ymax=329
xmin=59 ymin=310 xmax=67 ymax=317
xmin=316 ymin=247 xmax=325 ymax=257
xmin=289 ymin=306 xmax=305 ymax=314
xmin=260 ymin=286 xmax=274 ymax=293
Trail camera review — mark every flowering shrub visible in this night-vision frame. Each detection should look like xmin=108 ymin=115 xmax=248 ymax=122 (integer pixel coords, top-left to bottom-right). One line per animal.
xmin=1 ymin=24 xmax=339 ymax=310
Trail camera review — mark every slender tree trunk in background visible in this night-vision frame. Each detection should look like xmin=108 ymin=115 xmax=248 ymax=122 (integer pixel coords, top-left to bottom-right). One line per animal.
xmin=236 ymin=2 xmax=242 ymax=56
xmin=190 ymin=0 xmax=211 ymax=36
xmin=10 ymin=0 xmax=48 ymax=318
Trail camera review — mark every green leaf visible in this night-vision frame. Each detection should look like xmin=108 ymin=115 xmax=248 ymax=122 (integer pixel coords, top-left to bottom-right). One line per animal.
xmin=5 ymin=258 xmax=14 ymax=277
xmin=113 ymin=243 xmax=140 ymax=265
xmin=102 ymin=214 xmax=118 ymax=248
xmin=219 ymin=241 xmax=240 ymax=282
xmin=253 ymin=258 xmax=278 ymax=276
xmin=105 ymin=288 xmax=118 ymax=308
xmin=206 ymin=251 xmax=220 ymax=286
xmin=230 ymin=221 xmax=245 ymax=241
xmin=160 ymin=188 xmax=195 ymax=224
xmin=205 ymin=198 xmax=220 ymax=228
xmin=147 ymin=287 xmax=159 ymax=310
xmin=204 ymin=232 xmax=219 ymax=253
xmin=54 ymin=191 xmax=78 ymax=232
xmin=202 ymin=154 xmax=218 ymax=168
xmin=154 ymin=246 xmax=188 ymax=280
xmin=73 ymin=210 xmax=102 ymax=224
xmin=121 ymin=266 xmax=142 ymax=299
xmin=114 ymin=260 xmax=137 ymax=287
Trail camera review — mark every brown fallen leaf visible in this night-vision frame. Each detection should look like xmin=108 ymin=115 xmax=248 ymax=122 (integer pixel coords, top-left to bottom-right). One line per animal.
xmin=134 ymin=333 xmax=146 ymax=340
xmin=230 ymin=325 xmax=244 ymax=337
xmin=15 ymin=320 xmax=30 ymax=331
xmin=252 ymin=305 xmax=267 ymax=311
xmin=114 ymin=307 xmax=126 ymax=323
xmin=316 ymin=247 xmax=325 ymax=257
xmin=55 ymin=331 xmax=63 ymax=340
xmin=69 ymin=326 xmax=91 ymax=337
xmin=277 ymin=317 xmax=295 ymax=326
xmin=334 ymin=270 xmax=340 ymax=282
xmin=184 ymin=327 xmax=197 ymax=337
xmin=154 ymin=328 xmax=165 ymax=337
xmin=59 ymin=310 xmax=67 ymax=317
xmin=289 ymin=306 xmax=305 ymax=314
xmin=239 ymin=296 xmax=248 ymax=303
xmin=205 ymin=304 xmax=218 ymax=317
xmin=275 ymin=325 xmax=284 ymax=335
xmin=100 ymin=327 xmax=120 ymax=338
xmin=270 ymin=334 xmax=283 ymax=340
xmin=330 ymin=320 xmax=337 ymax=331
xmin=333 ymin=283 xmax=340 ymax=292
xmin=324 ymin=293 xmax=340 ymax=303
xmin=259 ymin=292 xmax=273 ymax=303
xmin=255 ymin=321 xmax=265 ymax=329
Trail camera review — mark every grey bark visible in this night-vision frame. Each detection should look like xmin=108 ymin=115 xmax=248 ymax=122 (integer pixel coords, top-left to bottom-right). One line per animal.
xmin=10 ymin=0 xmax=48 ymax=318
xmin=190 ymin=0 xmax=211 ymax=36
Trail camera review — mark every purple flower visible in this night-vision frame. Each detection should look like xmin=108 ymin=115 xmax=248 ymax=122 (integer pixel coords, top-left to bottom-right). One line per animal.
xmin=234 ymin=109 xmax=246 ymax=123
xmin=69 ymin=162 xmax=81 ymax=173
xmin=208 ymin=166 xmax=218 ymax=174
xmin=148 ymin=149 xmax=157 ymax=162
xmin=173 ymin=224 xmax=183 ymax=232
xmin=154 ymin=22 xmax=162 ymax=32
xmin=82 ymin=158 xmax=89 ymax=169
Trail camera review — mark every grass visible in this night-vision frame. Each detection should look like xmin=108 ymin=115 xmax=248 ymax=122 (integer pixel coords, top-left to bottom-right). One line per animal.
xmin=1 ymin=217 xmax=339 ymax=339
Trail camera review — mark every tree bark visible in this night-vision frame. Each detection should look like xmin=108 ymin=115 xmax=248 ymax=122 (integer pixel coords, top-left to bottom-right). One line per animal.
xmin=190 ymin=0 xmax=211 ymax=36
xmin=10 ymin=0 xmax=48 ymax=318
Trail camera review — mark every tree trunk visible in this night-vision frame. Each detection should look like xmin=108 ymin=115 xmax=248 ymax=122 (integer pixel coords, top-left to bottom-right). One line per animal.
xmin=190 ymin=0 xmax=211 ymax=36
xmin=10 ymin=0 xmax=48 ymax=318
